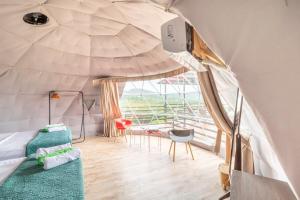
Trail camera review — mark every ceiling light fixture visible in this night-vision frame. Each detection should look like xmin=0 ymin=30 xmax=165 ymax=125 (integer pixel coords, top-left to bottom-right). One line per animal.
xmin=23 ymin=12 xmax=48 ymax=25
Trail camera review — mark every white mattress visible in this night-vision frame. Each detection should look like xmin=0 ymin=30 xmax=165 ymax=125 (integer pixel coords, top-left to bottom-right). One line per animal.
xmin=0 ymin=157 xmax=25 ymax=185
xmin=0 ymin=131 xmax=37 ymax=161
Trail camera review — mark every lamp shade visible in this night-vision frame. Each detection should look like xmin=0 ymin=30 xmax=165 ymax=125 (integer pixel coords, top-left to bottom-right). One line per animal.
xmin=50 ymin=92 xmax=60 ymax=100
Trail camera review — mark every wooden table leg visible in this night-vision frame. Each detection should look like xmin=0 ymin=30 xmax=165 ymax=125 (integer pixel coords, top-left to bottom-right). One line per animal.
xmin=185 ymin=143 xmax=188 ymax=154
xmin=173 ymin=142 xmax=176 ymax=162
xmin=188 ymin=142 xmax=194 ymax=160
xmin=169 ymin=141 xmax=173 ymax=155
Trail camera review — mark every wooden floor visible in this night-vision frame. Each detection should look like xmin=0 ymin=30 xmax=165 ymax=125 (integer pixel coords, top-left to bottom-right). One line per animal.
xmin=74 ymin=136 xmax=225 ymax=200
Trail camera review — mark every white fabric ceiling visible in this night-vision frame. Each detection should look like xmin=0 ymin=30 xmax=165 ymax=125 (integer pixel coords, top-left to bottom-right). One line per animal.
xmin=0 ymin=0 xmax=179 ymax=77
xmin=0 ymin=0 xmax=179 ymax=133
xmin=171 ymin=0 xmax=300 ymax=197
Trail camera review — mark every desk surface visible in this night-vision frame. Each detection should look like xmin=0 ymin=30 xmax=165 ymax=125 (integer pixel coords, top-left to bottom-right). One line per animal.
xmin=231 ymin=170 xmax=297 ymax=200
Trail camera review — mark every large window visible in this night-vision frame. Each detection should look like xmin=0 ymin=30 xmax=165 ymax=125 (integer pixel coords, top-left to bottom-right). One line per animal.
xmin=120 ymin=71 xmax=221 ymax=145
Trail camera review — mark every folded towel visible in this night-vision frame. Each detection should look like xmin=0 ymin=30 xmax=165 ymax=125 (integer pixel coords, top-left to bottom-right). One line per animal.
xmin=36 ymin=143 xmax=71 ymax=159
xmin=37 ymin=147 xmax=73 ymax=165
xmin=46 ymin=123 xmax=65 ymax=128
xmin=47 ymin=126 xmax=67 ymax=132
xmin=43 ymin=148 xmax=81 ymax=170
xmin=40 ymin=124 xmax=67 ymax=133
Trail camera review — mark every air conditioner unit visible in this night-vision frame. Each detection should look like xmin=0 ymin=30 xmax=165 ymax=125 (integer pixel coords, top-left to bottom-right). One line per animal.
xmin=161 ymin=17 xmax=193 ymax=53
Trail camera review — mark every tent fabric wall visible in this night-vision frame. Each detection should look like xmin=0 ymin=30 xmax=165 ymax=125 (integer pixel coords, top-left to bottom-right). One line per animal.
xmin=192 ymin=30 xmax=225 ymax=68
xmin=172 ymin=0 xmax=300 ymax=196
xmin=0 ymin=0 xmax=180 ymax=135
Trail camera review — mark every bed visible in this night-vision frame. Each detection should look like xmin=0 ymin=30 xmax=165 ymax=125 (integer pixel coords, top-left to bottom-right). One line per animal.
xmin=0 ymin=131 xmax=37 ymax=161
xmin=26 ymin=128 xmax=72 ymax=156
xmin=0 ymin=157 xmax=26 ymax=186
xmin=0 ymin=156 xmax=84 ymax=200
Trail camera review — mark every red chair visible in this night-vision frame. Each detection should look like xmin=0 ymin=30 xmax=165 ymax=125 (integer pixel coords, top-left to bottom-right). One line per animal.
xmin=115 ymin=119 xmax=127 ymax=142
xmin=122 ymin=119 xmax=133 ymax=145
xmin=122 ymin=119 xmax=132 ymax=127
xmin=115 ymin=118 xmax=132 ymax=142
xmin=115 ymin=118 xmax=132 ymax=143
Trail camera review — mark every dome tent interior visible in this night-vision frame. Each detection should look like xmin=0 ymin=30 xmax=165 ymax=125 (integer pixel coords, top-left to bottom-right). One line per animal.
xmin=0 ymin=0 xmax=299 ymax=199
xmin=0 ymin=0 xmax=179 ymax=134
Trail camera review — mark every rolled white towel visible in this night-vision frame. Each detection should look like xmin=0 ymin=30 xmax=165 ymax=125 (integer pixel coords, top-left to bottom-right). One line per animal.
xmin=44 ymin=123 xmax=67 ymax=132
xmin=43 ymin=148 xmax=81 ymax=170
xmin=36 ymin=143 xmax=71 ymax=159
xmin=46 ymin=123 xmax=64 ymax=128
xmin=47 ymin=126 xmax=67 ymax=132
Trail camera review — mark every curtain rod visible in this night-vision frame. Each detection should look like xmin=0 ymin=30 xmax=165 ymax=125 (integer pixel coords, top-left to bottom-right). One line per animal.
xmin=92 ymin=67 xmax=188 ymax=86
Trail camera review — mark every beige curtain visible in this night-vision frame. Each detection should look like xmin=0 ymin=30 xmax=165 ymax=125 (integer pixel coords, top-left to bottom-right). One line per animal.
xmin=99 ymin=80 xmax=122 ymax=137
xmin=197 ymin=66 xmax=233 ymax=163
xmin=197 ymin=65 xmax=255 ymax=174
xmin=197 ymin=66 xmax=233 ymax=132
xmin=192 ymin=27 xmax=234 ymax=163
xmin=194 ymin=25 xmax=255 ymax=172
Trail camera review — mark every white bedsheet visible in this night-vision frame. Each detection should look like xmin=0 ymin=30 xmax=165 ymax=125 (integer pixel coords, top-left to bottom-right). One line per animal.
xmin=0 ymin=157 xmax=25 ymax=185
xmin=0 ymin=131 xmax=37 ymax=161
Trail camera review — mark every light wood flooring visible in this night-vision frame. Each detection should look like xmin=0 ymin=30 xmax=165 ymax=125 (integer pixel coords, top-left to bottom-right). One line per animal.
xmin=74 ymin=136 xmax=225 ymax=200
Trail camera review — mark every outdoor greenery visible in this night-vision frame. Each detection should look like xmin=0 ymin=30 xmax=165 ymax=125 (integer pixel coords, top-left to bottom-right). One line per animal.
xmin=120 ymin=90 xmax=202 ymax=107
xmin=120 ymin=90 xmax=208 ymax=125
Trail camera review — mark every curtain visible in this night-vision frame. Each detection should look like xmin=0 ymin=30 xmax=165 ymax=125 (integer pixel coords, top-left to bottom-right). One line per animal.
xmin=210 ymin=66 xmax=286 ymax=177
xmin=191 ymin=27 xmax=233 ymax=162
xmin=197 ymin=66 xmax=233 ymax=132
xmin=197 ymin=66 xmax=255 ymax=173
xmin=197 ymin=66 xmax=233 ymax=163
xmin=193 ymin=28 xmax=255 ymax=173
xmin=99 ymin=80 xmax=122 ymax=137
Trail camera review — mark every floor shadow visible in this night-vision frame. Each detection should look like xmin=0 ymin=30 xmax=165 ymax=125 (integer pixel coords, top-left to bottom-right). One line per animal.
xmin=17 ymin=165 xmax=44 ymax=176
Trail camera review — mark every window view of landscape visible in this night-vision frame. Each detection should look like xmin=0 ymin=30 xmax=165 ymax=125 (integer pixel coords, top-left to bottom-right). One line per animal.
xmin=120 ymin=71 xmax=222 ymax=146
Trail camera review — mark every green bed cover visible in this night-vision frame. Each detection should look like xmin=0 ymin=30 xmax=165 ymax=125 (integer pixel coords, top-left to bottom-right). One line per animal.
xmin=0 ymin=157 xmax=84 ymax=200
xmin=26 ymin=128 xmax=72 ymax=156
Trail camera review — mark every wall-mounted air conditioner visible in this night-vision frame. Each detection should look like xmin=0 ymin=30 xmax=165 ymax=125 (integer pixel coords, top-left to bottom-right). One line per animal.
xmin=161 ymin=17 xmax=206 ymax=72
xmin=161 ymin=16 xmax=193 ymax=53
